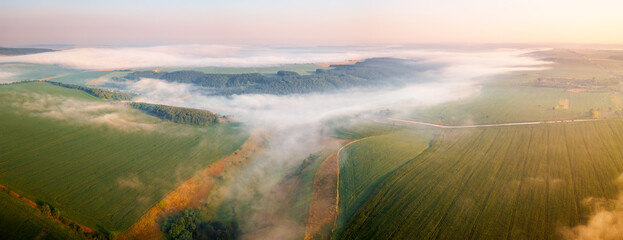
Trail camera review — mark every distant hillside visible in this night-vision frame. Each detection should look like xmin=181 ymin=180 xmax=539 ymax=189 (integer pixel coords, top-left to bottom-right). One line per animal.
xmin=121 ymin=58 xmax=439 ymax=95
xmin=129 ymin=102 xmax=219 ymax=126
xmin=0 ymin=47 xmax=56 ymax=55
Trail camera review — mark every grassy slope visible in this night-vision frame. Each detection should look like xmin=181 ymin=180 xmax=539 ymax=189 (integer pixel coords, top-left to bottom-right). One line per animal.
xmin=0 ymin=193 xmax=82 ymax=240
xmin=0 ymin=82 xmax=247 ymax=231
xmin=340 ymin=120 xmax=623 ymax=239
xmin=337 ymin=128 xmax=435 ymax=229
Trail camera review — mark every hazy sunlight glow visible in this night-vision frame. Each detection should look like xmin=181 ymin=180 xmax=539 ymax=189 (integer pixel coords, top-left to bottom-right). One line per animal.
xmin=1 ymin=0 xmax=622 ymax=46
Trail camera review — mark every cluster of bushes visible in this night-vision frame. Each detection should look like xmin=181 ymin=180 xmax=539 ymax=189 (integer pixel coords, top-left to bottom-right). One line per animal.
xmin=162 ymin=209 xmax=239 ymax=240
xmin=122 ymin=58 xmax=435 ymax=95
xmin=129 ymin=102 xmax=218 ymax=126
xmin=48 ymin=81 xmax=133 ymax=101
xmin=287 ymin=153 xmax=320 ymax=178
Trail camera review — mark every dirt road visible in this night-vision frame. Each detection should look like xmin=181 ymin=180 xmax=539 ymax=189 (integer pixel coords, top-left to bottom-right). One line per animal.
xmin=386 ymin=117 xmax=600 ymax=129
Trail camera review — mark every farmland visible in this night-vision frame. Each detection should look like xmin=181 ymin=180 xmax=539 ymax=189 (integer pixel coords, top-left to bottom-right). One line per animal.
xmin=0 ymin=82 xmax=248 ymax=232
xmin=411 ymin=49 xmax=623 ymax=125
xmin=328 ymin=118 xmax=405 ymax=140
xmin=0 ymin=63 xmax=78 ymax=83
xmin=339 ymin=120 xmax=623 ymax=239
xmin=411 ymin=85 xmax=622 ymax=125
xmin=337 ymin=129 xmax=434 ymax=227
xmin=2 ymin=48 xmax=623 ymax=239
xmin=0 ymin=192 xmax=82 ymax=240
xmin=334 ymin=49 xmax=623 ymax=239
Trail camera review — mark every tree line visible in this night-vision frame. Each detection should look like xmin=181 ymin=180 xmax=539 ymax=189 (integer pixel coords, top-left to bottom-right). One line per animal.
xmin=48 ymin=81 xmax=133 ymax=101
xmin=129 ymin=102 xmax=218 ymax=126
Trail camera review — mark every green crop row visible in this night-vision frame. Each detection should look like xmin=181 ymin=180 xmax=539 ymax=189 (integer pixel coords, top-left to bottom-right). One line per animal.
xmin=340 ymin=120 xmax=623 ymax=239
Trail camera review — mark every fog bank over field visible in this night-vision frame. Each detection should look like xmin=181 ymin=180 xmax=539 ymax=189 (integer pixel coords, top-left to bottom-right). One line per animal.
xmin=105 ymin=47 xmax=547 ymax=239
xmin=0 ymin=71 xmax=16 ymax=83
xmin=0 ymin=45 xmax=548 ymax=70
xmin=120 ymin=47 xmax=548 ymax=128
xmin=562 ymin=174 xmax=623 ymax=240
xmin=0 ymin=46 xmax=549 ymax=239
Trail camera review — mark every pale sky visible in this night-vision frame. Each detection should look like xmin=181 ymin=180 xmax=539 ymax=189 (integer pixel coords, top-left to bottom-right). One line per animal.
xmin=1 ymin=0 xmax=622 ymax=46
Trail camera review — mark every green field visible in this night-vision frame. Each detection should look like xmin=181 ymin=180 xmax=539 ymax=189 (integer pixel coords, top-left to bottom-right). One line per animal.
xmin=337 ymin=49 xmax=623 ymax=239
xmin=339 ymin=120 xmax=623 ymax=239
xmin=329 ymin=118 xmax=405 ymax=140
xmin=50 ymin=71 xmax=130 ymax=86
xmin=411 ymin=49 xmax=623 ymax=125
xmin=3 ymin=48 xmax=623 ymax=239
xmin=411 ymin=85 xmax=622 ymax=125
xmin=0 ymin=193 xmax=82 ymax=240
xmin=0 ymin=63 xmax=78 ymax=83
xmin=337 ymin=129 xmax=434 ymax=227
xmin=0 ymin=82 xmax=248 ymax=231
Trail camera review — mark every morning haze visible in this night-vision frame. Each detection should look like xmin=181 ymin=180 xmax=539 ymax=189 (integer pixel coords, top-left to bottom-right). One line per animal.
xmin=0 ymin=1 xmax=622 ymax=240
xmin=1 ymin=0 xmax=623 ymax=46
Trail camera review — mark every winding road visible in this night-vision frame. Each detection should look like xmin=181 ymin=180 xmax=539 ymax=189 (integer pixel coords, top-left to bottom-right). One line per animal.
xmin=386 ymin=117 xmax=601 ymax=129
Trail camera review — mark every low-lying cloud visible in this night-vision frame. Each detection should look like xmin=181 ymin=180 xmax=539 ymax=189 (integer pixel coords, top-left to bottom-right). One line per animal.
xmin=0 ymin=71 xmax=17 ymax=83
xmin=0 ymin=44 xmax=549 ymax=70
xmin=11 ymin=92 xmax=158 ymax=131
xmin=561 ymin=174 xmax=623 ymax=240
xmin=1 ymin=45 xmax=551 ymax=239
xmin=100 ymin=47 xmax=547 ymax=239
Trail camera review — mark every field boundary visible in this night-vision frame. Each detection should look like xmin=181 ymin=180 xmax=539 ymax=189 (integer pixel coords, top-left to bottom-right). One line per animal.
xmin=0 ymin=183 xmax=97 ymax=238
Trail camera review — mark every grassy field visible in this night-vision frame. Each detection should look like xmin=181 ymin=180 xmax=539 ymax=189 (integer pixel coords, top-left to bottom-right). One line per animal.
xmin=411 ymin=85 xmax=622 ymax=125
xmin=409 ymin=49 xmax=623 ymax=125
xmin=0 ymin=63 xmax=127 ymax=86
xmin=337 ymin=128 xmax=434 ymax=228
xmin=0 ymin=192 xmax=82 ymax=240
xmin=0 ymin=82 xmax=248 ymax=232
xmin=327 ymin=118 xmax=405 ymax=140
xmin=0 ymin=63 xmax=78 ymax=83
xmin=339 ymin=120 xmax=623 ymax=239
xmin=49 ymin=71 xmax=130 ymax=86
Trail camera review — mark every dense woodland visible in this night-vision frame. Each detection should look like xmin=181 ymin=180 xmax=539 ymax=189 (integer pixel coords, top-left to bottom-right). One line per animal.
xmin=129 ymin=102 xmax=218 ymax=126
xmin=121 ymin=58 xmax=437 ymax=95
xmin=48 ymin=81 xmax=133 ymax=101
